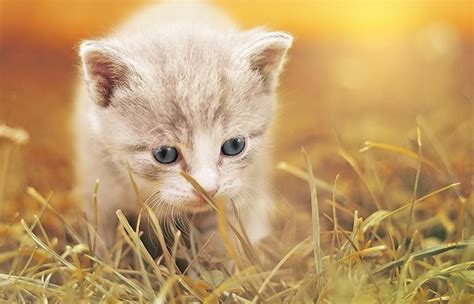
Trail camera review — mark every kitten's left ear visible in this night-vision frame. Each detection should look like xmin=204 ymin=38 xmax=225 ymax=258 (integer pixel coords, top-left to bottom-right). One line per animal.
xmin=244 ymin=31 xmax=293 ymax=91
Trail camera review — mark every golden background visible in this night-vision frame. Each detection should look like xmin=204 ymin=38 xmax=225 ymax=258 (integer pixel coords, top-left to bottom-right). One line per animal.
xmin=0 ymin=0 xmax=472 ymax=224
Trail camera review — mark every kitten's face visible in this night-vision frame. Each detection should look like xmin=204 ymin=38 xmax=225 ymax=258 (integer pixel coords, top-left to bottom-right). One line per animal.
xmin=80 ymin=28 xmax=292 ymax=213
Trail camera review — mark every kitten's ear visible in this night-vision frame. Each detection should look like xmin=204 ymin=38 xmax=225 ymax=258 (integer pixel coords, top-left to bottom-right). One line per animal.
xmin=79 ymin=40 xmax=132 ymax=107
xmin=244 ymin=31 xmax=293 ymax=91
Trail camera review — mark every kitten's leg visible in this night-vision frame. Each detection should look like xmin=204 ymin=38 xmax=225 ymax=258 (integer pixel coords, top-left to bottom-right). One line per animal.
xmin=239 ymin=153 xmax=273 ymax=244
xmin=86 ymin=194 xmax=120 ymax=257
xmin=81 ymin=172 xmax=137 ymax=257
xmin=241 ymin=194 xmax=271 ymax=244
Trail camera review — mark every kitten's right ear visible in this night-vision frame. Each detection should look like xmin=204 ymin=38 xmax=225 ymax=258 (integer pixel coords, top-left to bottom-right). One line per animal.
xmin=79 ymin=40 xmax=132 ymax=107
xmin=243 ymin=31 xmax=293 ymax=92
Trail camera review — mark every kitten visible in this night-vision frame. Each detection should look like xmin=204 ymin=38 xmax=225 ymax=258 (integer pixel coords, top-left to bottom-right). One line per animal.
xmin=73 ymin=1 xmax=292 ymax=253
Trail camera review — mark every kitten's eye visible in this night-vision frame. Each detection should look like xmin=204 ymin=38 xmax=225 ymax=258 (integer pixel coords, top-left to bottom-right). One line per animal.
xmin=221 ymin=137 xmax=246 ymax=156
xmin=152 ymin=147 xmax=178 ymax=164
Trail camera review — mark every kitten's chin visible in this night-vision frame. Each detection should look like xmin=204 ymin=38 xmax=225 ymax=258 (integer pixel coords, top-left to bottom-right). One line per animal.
xmin=184 ymin=203 xmax=211 ymax=214
xmin=181 ymin=198 xmax=213 ymax=214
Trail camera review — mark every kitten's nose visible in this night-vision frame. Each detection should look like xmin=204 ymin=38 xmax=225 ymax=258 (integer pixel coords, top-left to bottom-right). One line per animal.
xmin=204 ymin=186 xmax=218 ymax=197
xmin=191 ymin=168 xmax=219 ymax=198
xmin=193 ymin=185 xmax=218 ymax=198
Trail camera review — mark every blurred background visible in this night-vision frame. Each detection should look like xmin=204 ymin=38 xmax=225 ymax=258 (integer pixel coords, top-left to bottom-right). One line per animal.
xmin=0 ymin=0 xmax=472 ymax=228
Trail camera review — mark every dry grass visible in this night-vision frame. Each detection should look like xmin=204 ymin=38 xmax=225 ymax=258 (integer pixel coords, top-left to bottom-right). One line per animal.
xmin=0 ymin=122 xmax=473 ymax=303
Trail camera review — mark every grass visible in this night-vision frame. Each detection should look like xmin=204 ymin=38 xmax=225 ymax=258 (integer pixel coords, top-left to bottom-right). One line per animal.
xmin=0 ymin=122 xmax=473 ymax=303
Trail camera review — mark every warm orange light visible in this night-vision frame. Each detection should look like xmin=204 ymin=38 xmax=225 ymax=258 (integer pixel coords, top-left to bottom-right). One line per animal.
xmin=0 ymin=0 xmax=472 ymax=46
xmin=215 ymin=0 xmax=473 ymax=41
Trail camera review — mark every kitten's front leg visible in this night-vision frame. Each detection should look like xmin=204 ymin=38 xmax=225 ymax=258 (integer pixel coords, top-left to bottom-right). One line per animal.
xmin=83 ymin=175 xmax=137 ymax=257
xmin=241 ymin=195 xmax=271 ymax=244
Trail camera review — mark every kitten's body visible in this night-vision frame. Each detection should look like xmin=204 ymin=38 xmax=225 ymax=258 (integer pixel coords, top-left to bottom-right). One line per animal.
xmin=74 ymin=2 xmax=292 ymax=252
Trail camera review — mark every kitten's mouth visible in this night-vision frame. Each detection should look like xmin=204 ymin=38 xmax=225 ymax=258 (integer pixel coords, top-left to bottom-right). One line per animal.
xmin=185 ymin=201 xmax=212 ymax=213
xmin=184 ymin=196 xmax=212 ymax=213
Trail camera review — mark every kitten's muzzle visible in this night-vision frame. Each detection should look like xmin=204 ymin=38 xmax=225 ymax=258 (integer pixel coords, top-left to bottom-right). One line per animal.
xmin=190 ymin=167 xmax=219 ymax=199
xmin=192 ymin=186 xmax=218 ymax=200
xmin=186 ymin=188 xmax=218 ymax=212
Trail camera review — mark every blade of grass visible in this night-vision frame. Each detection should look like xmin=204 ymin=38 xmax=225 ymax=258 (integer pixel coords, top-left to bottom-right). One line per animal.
xmin=0 ymin=144 xmax=11 ymax=216
xmin=21 ymin=219 xmax=75 ymax=271
xmin=116 ymin=209 xmax=163 ymax=283
xmin=403 ymin=261 xmax=474 ymax=302
xmin=361 ymin=182 xmax=461 ymax=232
xmin=171 ymin=230 xmax=181 ymax=272
xmin=277 ymin=161 xmax=346 ymax=202
xmin=116 ymin=210 xmax=155 ymax=297
xmin=338 ymin=245 xmax=387 ymax=263
xmin=252 ymin=236 xmax=311 ymax=303
xmin=26 ymin=188 xmax=85 ymax=245
xmin=341 ymin=211 xmax=361 ymax=257
xmin=405 ymin=126 xmax=422 ymax=238
xmin=203 ymin=266 xmax=258 ymax=304
xmin=183 ymin=231 xmax=215 ymax=275
xmin=180 ymin=172 xmax=260 ymax=266
xmin=360 ymin=141 xmax=438 ymax=172
xmin=154 ymin=275 xmax=179 ymax=304
xmin=417 ymin=117 xmax=464 ymax=202
xmin=301 ymin=147 xmax=323 ymax=277
xmin=374 ymin=241 xmax=474 ymax=275
xmin=338 ymin=225 xmax=382 ymax=298
xmin=340 ymin=148 xmax=382 ymax=210
xmin=91 ymin=179 xmax=100 ymax=256
xmin=86 ymin=253 xmax=149 ymax=298
xmin=0 ymin=274 xmax=65 ymax=297
xmin=215 ymin=197 xmax=242 ymax=270
xmin=143 ymin=205 xmax=175 ymax=274
xmin=331 ymin=174 xmax=341 ymax=256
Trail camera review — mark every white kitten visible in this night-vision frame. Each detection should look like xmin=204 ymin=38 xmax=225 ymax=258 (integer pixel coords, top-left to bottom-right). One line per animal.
xmin=73 ymin=1 xmax=292 ymax=252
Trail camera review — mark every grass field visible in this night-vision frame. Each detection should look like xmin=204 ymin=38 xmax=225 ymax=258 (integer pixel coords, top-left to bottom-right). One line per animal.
xmin=0 ymin=1 xmax=473 ymax=302
xmin=0 ymin=116 xmax=472 ymax=302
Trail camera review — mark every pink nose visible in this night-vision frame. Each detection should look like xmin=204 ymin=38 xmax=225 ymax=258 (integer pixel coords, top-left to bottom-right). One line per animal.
xmin=193 ymin=186 xmax=218 ymax=199
xmin=205 ymin=187 xmax=218 ymax=197
xmin=191 ymin=168 xmax=219 ymax=198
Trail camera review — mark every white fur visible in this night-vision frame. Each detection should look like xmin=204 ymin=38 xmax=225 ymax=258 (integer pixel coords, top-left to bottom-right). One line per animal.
xmin=73 ymin=1 xmax=292 ymax=252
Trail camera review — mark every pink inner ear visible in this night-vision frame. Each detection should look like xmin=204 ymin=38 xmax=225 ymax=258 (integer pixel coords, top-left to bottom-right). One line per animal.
xmin=81 ymin=44 xmax=129 ymax=107
xmin=251 ymin=47 xmax=285 ymax=80
xmin=246 ymin=32 xmax=293 ymax=90
xmin=88 ymin=58 xmax=119 ymax=105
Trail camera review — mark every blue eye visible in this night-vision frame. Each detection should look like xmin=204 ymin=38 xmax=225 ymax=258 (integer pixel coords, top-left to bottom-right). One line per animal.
xmin=152 ymin=146 xmax=178 ymax=164
xmin=221 ymin=137 xmax=246 ymax=156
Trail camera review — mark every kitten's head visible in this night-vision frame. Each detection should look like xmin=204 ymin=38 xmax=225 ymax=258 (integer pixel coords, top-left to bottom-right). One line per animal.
xmin=80 ymin=27 xmax=292 ymax=214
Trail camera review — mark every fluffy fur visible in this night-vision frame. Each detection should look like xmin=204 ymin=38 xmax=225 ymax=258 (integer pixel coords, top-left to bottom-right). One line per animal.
xmin=73 ymin=1 xmax=292 ymax=251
